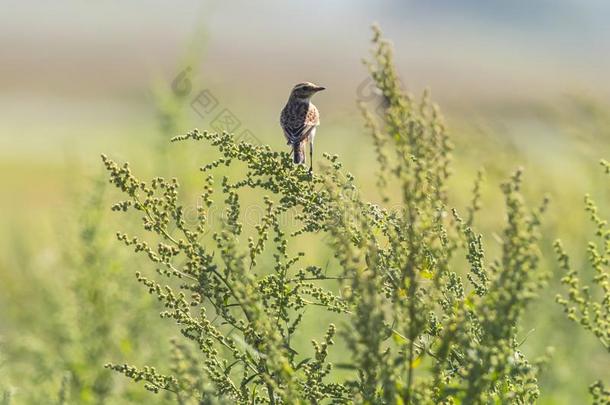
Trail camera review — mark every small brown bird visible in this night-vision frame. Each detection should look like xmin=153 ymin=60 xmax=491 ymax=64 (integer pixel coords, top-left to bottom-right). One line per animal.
xmin=280 ymin=82 xmax=325 ymax=173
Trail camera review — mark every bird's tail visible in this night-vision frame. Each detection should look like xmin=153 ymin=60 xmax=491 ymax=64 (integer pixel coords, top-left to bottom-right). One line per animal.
xmin=292 ymin=142 xmax=306 ymax=164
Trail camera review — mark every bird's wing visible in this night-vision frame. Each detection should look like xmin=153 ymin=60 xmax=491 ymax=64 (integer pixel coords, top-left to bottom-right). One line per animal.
xmin=282 ymin=123 xmax=316 ymax=145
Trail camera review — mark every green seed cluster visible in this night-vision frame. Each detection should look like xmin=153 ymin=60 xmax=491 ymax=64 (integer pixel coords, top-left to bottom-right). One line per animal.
xmin=555 ymin=159 xmax=610 ymax=404
xmin=101 ymin=26 xmax=553 ymax=404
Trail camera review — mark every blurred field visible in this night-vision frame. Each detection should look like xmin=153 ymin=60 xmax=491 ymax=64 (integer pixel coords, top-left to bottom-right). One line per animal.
xmin=2 ymin=2 xmax=610 ymax=403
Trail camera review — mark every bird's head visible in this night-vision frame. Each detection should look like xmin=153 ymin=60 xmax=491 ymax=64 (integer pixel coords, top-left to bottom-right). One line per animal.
xmin=289 ymin=82 xmax=325 ymax=101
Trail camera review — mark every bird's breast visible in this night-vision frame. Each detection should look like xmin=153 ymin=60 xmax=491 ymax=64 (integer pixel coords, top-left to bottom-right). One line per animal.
xmin=280 ymin=101 xmax=320 ymax=130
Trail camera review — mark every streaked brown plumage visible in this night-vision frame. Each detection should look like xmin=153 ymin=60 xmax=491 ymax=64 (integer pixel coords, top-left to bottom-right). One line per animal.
xmin=280 ymin=82 xmax=325 ymax=173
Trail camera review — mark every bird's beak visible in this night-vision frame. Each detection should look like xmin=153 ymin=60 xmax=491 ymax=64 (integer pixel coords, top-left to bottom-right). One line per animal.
xmin=314 ymin=86 xmax=326 ymax=92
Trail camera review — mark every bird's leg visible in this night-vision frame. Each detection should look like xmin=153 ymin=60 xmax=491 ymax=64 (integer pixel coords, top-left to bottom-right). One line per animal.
xmin=308 ymin=139 xmax=314 ymax=174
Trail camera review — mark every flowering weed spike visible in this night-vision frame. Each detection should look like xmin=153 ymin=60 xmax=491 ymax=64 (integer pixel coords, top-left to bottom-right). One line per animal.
xmin=555 ymin=160 xmax=610 ymax=404
xmin=102 ymin=26 xmax=550 ymax=404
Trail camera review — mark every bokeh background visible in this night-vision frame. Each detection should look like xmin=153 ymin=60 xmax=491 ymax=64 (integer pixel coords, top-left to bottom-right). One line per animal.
xmin=1 ymin=1 xmax=609 ymax=403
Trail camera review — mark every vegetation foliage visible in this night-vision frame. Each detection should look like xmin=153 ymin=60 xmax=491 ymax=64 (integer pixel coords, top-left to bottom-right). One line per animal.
xmin=99 ymin=27 xmax=557 ymax=404
xmin=554 ymin=160 xmax=610 ymax=405
xmin=2 ymin=26 xmax=608 ymax=405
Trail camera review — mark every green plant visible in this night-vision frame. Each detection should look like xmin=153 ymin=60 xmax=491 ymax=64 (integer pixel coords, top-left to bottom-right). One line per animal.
xmin=102 ymin=26 xmax=550 ymax=404
xmin=0 ymin=30 xmax=205 ymax=403
xmin=60 ymin=176 xmax=168 ymax=403
xmin=554 ymin=160 xmax=610 ymax=405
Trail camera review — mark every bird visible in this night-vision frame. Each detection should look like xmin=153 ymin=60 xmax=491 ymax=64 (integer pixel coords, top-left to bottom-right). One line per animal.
xmin=280 ymin=82 xmax=325 ymax=173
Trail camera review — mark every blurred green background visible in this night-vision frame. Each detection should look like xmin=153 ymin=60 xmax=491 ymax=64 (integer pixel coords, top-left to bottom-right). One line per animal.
xmin=1 ymin=1 xmax=609 ymax=403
